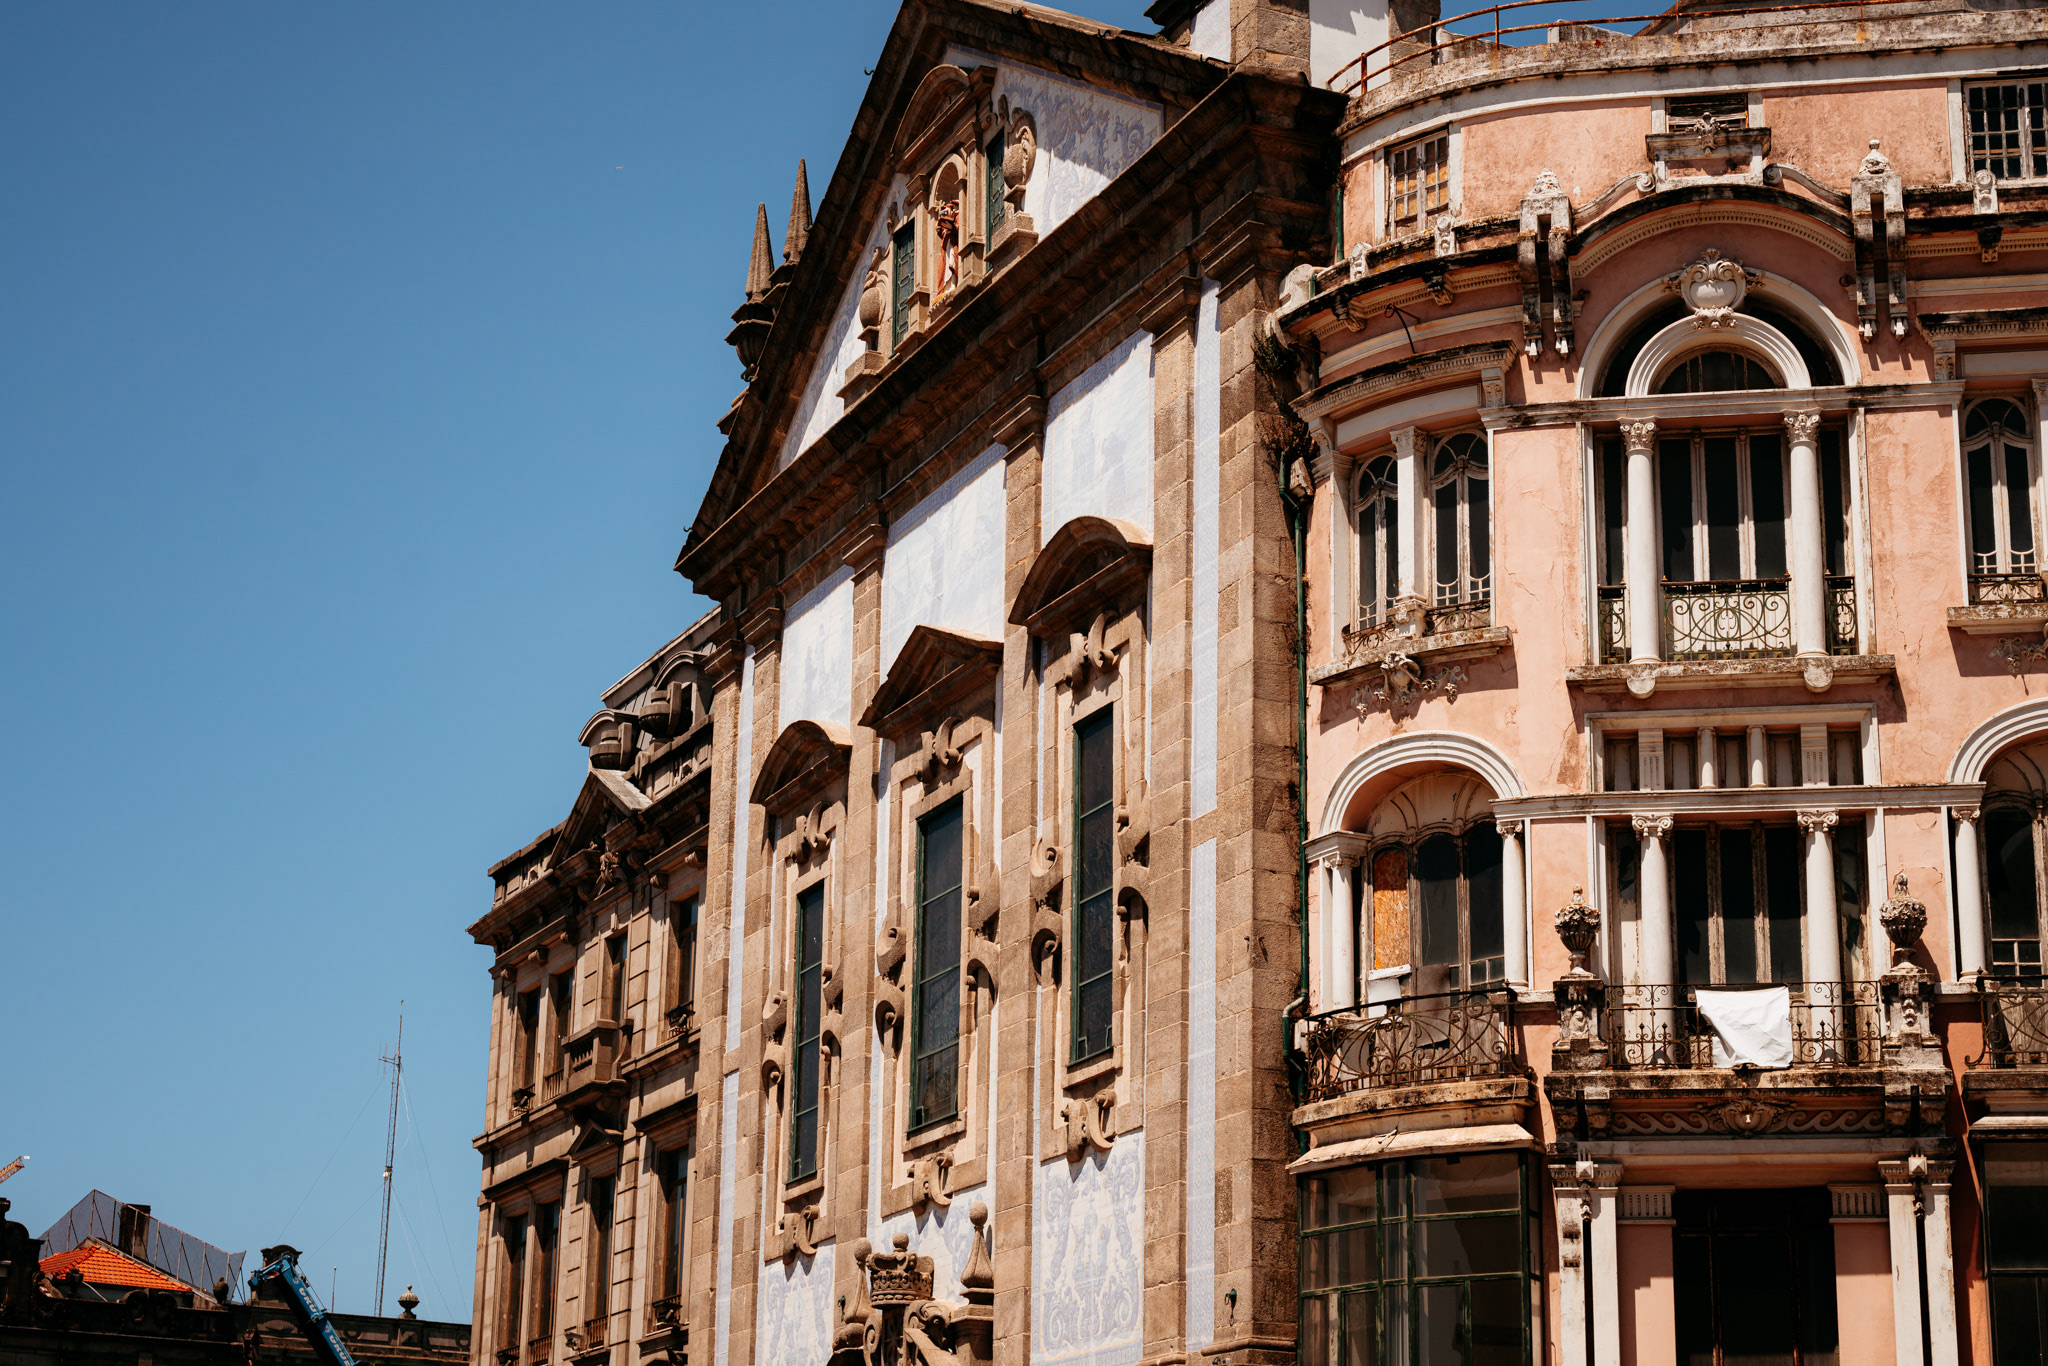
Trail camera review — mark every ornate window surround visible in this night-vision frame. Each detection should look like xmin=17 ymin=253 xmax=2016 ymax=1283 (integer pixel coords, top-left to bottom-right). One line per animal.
xmin=1009 ymin=516 xmax=1153 ymax=1157
xmin=752 ymin=719 xmax=853 ymax=1265
xmin=858 ymin=625 xmax=1004 ymax=1217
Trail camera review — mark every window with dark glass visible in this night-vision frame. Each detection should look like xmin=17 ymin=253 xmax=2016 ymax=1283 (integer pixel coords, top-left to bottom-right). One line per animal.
xmin=548 ymin=971 xmax=572 ymax=1082
xmin=1387 ymin=130 xmax=1448 ymax=233
xmin=1965 ymin=398 xmax=2039 ymax=602
xmin=604 ymin=935 xmax=626 ymax=1025
xmin=669 ymin=895 xmax=700 ymax=1026
xmin=1357 ymin=456 xmax=1400 ymax=626
xmin=789 ymin=881 xmax=826 ymax=1181
xmin=986 ymin=129 xmax=1006 ymax=231
xmin=1366 ymin=826 xmax=1504 ymax=996
xmin=530 ymin=1201 xmax=559 ymax=1347
xmin=1429 ymin=433 xmax=1490 ymax=611
xmin=585 ymin=1175 xmax=614 ymax=1322
xmin=891 ymin=222 xmax=916 ymax=349
xmin=1654 ymin=349 xmax=1782 ymax=394
xmin=1985 ymin=1141 xmax=2048 ymax=1364
xmin=912 ymin=798 xmax=964 ymax=1127
xmin=1969 ymin=80 xmax=2048 ymax=180
xmin=1299 ymin=1152 xmax=1534 ymax=1366
xmin=1673 ymin=1188 xmax=1837 ymax=1366
xmin=518 ymin=989 xmax=542 ymax=1092
xmin=1987 ymin=801 xmax=2048 ymax=975
xmin=1073 ymin=707 xmax=1116 ymax=1062
xmin=500 ymin=1215 xmax=527 ymax=1356
xmin=658 ymin=1146 xmax=690 ymax=1308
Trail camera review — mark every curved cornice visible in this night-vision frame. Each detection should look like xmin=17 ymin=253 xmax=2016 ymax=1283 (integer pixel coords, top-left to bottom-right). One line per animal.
xmin=1571 ymin=185 xmax=1854 ymax=278
xmin=1950 ymin=698 xmax=2048 ymax=785
xmin=1319 ymin=730 xmax=1527 ymax=835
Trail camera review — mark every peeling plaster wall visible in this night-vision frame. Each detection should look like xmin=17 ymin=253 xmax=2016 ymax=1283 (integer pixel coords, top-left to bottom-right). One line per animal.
xmin=1031 ymin=1137 xmax=1146 ymax=1366
xmin=880 ymin=442 xmax=1009 ymax=670
xmin=779 ymin=567 xmax=855 ymax=732
xmin=1044 ymin=331 xmax=1156 ymax=538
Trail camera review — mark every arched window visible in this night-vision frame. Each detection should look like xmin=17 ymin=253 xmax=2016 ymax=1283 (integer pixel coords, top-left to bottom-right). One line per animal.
xmin=1980 ymin=739 xmax=2048 ymax=975
xmin=1351 ymin=774 xmax=1504 ymax=996
xmin=1355 ymin=456 xmax=1398 ymax=625
xmin=1654 ymin=348 xmax=1783 ymax=394
xmin=1964 ymin=397 xmax=2040 ymax=602
xmin=1429 ymin=432 xmax=1490 ymax=610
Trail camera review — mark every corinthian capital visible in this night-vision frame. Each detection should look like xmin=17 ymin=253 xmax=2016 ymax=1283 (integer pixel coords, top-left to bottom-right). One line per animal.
xmin=1620 ymin=419 xmax=1658 ymax=455
xmin=1797 ymin=808 xmax=1839 ymax=834
xmin=1783 ymin=411 xmax=1822 ymax=444
xmin=1631 ymin=812 xmax=1674 ymax=842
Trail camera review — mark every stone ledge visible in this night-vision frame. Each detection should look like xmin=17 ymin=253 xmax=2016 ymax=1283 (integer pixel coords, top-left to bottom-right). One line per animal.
xmin=1292 ymin=1074 xmax=1534 ymax=1136
xmin=1948 ymin=601 xmax=2048 ymax=635
xmin=1565 ymin=653 xmax=1896 ymax=696
xmin=1311 ymin=625 xmax=1511 ymax=687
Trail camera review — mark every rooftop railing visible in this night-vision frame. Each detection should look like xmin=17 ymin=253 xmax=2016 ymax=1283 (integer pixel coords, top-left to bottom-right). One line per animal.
xmin=1300 ymin=988 xmax=1518 ymax=1100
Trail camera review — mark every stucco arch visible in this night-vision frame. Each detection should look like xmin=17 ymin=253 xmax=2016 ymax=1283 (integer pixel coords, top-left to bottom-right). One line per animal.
xmin=1318 ymin=731 xmax=1527 ymax=836
xmin=1576 ymin=264 xmax=1860 ymax=400
xmin=1622 ymin=313 xmax=1810 ymax=395
xmin=1949 ymin=697 xmax=2048 ymax=784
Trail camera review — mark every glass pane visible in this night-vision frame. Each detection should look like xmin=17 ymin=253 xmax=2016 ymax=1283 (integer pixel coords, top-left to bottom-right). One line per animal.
xmin=1818 ymin=431 xmax=1847 ymax=577
xmin=1661 ymin=442 xmax=1695 ymax=581
xmin=1972 ymin=445 xmax=2001 ymax=564
xmin=1712 ymin=1234 xmax=1800 ymax=1365
xmin=1467 ymin=1277 xmax=1524 ymax=1366
xmin=1986 ymin=1142 xmax=2048 ymax=1270
xmin=1764 ymin=826 xmax=1803 ymax=984
xmin=1300 ymin=1294 xmax=1330 ymax=1366
xmin=1601 ymin=440 xmax=1626 ymax=584
xmin=1360 ymin=500 xmax=1380 ymax=613
xmin=1750 ymin=436 xmax=1787 ymax=579
xmin=1987 ymin=808 xmax=2040 ymax=943
xmin=2009 ymin=443 xmax=2036 ymax=559
xmin=1465 ymin=825 xmax=1504 ymax=967
xmin=1307 ymin=1168 xmax=1379 ymax=1230
xmin=1434 ymin=481 xmax=1458 ymax=595
xmin=1077 ymin=975 xmax=1112 ymax=1059
xmin=1703 ymin=438 xmax=1741 ymax=580
xmin=1078 ymin=711 xmax=1115 ymax=826
xmin=1416 ymin=836 xmax=1461 ymax=968
xmin=1990 ymin=1277 xmax=2046 ymax=1365
xmin=1414 ymin=1214 xmax=1521 ymax=1278
xmin=1718 ymin=828 xmax=1759 ymax=985
xmin=1339 ymin=1290 xmax=1378 ymax=1366
xmin=1412 ymin=1152 xmax=1521 ymax=1214
xmin=1675 ymin=827 xmax=1711 ymax=985
xmin=1468 ymin=477 xmax=1490 ymax=589
xmin=1385 ymin=495 xmax=1400 ymax=605
xmin=1415 ymin=1282 xmax=1464 ymax=1366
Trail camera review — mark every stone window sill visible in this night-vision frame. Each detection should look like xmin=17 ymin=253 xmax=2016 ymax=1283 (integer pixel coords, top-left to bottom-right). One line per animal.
xmin=1949 ymin=601 xmax=2048 ymax=635
xmin=1565 ymin=653 xmax=1896 ymax=697
xmin=1312 ymin=625 xmax=1510 ymax=688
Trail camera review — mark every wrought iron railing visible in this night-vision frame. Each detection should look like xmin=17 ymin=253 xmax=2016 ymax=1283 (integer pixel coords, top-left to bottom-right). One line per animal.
xmin=1605 ymin=981 xmax=1884 ymax=1069
xmin=1425 ymin=594 xmax=1491 ymax=635
xmin=1971 ymin=572 xmax=2048 ymax=607
xmin=1597 ymin=585 xmax=1627 ymax=663
xmin=1662 ymin=578 xmax=1792 ymax=660
xmin=1976 ymin=975 xmax=2048 ymax=1067
xmin=1826 ymin=574 xmax=1857 ymax=655
xmin=1300 ymin=989 xmax=1517 ymax=1099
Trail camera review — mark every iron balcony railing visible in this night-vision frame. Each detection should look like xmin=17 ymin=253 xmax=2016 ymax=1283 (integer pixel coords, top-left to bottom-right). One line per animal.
xmin=1663 ymin=577 xmax=1792 ymax=661
xmin=1597 ymin=584 xmax=1627 ymax=663
xmin=1300 ymin=989 xmax=1518 ymax=1100
xmin=1606 ymin=981 xmax=1884 ymax=1069
xmin=1826 ymin=574 xmax=1858 ymax=654
xmin=1976 ymin=975 xmax=2048 ymax=1068
xmin=1425 ymin=594 xmax=1491 ymax=636
xmin=1970 ymin=571 xmax=2048 ymax=607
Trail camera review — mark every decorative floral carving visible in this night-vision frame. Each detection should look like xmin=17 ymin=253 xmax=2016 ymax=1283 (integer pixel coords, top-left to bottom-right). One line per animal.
xmin=1858 ymin=138 xmax=1892 ymax=177
xmin=859 ymin=247 xmax=887 ymax=334
xmin=1059 ymin=1086 xmax=1116 ymax=1161
xmin=908 ymin=1153 xmax=952 ymax=1214
xmin=1352 ymin=651 xmax=1465 ymax=717
xmin=1002 ymin=108 xmax=1036 ymax=212
xmin=1878 ymin=871 xmax=1927 ymax=969
xmin=1619 ymin=418 xmax=1658 ymax=454
xmin=1990 ymin=625 xmax=2048 ymax=674
xmin=1666 ymin=248 xmax=1758 ymax=328
xmin=1796 ymin=808 xmax=1838 ymax=835
xmin=1783 ymin=411 xmax=1822 ymax=445
xmin=1555 ymin=885 xmax=1601 ymax=980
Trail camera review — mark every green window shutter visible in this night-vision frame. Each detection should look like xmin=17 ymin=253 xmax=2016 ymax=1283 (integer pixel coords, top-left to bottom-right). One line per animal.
xmin=986 ymin=129 xmax=1006 ymax=232
xmin=892 ymin=222 xmax=916 ymax=348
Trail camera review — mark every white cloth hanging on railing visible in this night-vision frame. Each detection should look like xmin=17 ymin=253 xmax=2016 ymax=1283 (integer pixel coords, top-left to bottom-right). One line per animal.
xmin=1695 ymin=985 xmax=1794 ymax=1068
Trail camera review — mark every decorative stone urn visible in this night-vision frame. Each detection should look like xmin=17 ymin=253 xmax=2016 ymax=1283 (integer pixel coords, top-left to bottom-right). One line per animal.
xmin=1877 ymin=871 xmax=1928 ymax=972
xmin=1555 ymin=885 xmax=1601 ymax=980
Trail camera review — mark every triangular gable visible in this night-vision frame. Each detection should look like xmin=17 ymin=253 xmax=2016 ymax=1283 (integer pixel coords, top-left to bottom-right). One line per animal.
xmin=1010 ymin=516 xmax=1152 ymax=636
xmin=859 ymin=625 xmax=1003 ymax=739
xmin=554 ymin=768 xmax=654 ymax=859
xmin=755 ymin=719 xmax=854 ymax=816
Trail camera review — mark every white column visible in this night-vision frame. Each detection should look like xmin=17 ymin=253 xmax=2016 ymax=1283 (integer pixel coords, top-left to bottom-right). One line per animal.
xmin=1551 ymin=1166 xmax=1590 ymax=1366
xmin=1318 ymin=858 xmax=1336 ymax=1010
xmin=1696 ymin=726 xmax=1718 ymax=788
xmin=1587 ymin=1166 xmax=1625 ymax=1366
xmin=1498 ymin=820 xmax=1528 ymax=989
xmin=1747 ymin=724 xmax=1769 ymax=788
xmin=1925 ymin=1161 xmax=1962 ymax=1366
xmin=1634 ymin=813 xmax=1676 ymax=985
xmin=1622 ymin=419 xmax=1661 ymax=662
xmin=1954 ymin=807 xmax=1988 ymax=980
xmin=1879 ymin=1158 xmax=1929 ymax=1366
xmin=1390 ymin=425 xmax=1423 ymax=616
xmin=1329 ymin=854 xmax=1358 ymax=1010
xmin=1800 ymin=809 xmax=1843 ymax=1058
xmin=1787 ymin=410 xmax=1828 ymax=658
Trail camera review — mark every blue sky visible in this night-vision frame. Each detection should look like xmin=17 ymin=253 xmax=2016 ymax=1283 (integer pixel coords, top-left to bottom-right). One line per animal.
xmin=0 ymin=0 xmax=1163 ymax=1320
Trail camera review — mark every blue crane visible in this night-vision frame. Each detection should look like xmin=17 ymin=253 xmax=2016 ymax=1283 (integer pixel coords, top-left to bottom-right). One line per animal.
xmin=248 ymin=1245 xmax=361 ymax=1366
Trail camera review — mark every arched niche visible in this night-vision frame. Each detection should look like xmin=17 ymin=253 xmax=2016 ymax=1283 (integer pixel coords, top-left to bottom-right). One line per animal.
xmin=1578 ymin=263 xmax=1858 ymax=400
xmin=755 ymin=718 xmax=853 ymax=816
xmin=1622 ymin=312 xmax=1810 ymax=396
xmin=1951 ymin=697 xmax=2048 ymax=784
xmin=1319 ymin=730 xmax=1526 ymax=836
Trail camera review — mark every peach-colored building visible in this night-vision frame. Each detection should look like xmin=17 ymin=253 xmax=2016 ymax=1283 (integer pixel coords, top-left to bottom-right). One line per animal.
xmin=1280 ymin=1 xmax=2048 ymax=1363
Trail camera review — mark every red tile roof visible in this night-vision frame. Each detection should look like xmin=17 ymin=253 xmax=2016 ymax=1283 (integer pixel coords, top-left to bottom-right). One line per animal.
xmin=41 ymin=1241 xmax=195 ymax=1293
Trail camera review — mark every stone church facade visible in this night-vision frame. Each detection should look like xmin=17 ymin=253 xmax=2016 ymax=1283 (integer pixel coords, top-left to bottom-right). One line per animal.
xmin=466 ymin=1 xmax=2048 ymax=1364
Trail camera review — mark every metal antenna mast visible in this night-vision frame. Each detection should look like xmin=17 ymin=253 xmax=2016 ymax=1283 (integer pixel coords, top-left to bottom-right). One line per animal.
xmin=373 ymin=1004 xmax=404 ymax=1317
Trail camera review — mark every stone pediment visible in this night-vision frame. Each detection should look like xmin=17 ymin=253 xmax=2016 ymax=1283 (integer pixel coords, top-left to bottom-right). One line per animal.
xmin=755 ymin=719 xmax=854 ymax=816
xmin=859 ymin=625 xmax=1003 ymax=739
xmin=554 ymin=768 xmax=654 ymax=861
xmin=1009 ymin=517 xmax=1153 ymax=637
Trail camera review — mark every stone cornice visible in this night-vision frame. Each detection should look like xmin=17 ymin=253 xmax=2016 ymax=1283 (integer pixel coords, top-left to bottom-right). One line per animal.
xmin=1493 ymin=781 xmax=1986 ymax=822
xmin=1295 ymin=341 xmax=1516 ymax=426
xmin=1485 ymin=384 xmax=1963 ymax=431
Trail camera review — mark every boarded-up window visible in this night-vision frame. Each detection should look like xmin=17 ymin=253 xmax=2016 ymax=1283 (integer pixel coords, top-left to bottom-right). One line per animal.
xmin=1372 ymin=849 xmax=1410 ymax=971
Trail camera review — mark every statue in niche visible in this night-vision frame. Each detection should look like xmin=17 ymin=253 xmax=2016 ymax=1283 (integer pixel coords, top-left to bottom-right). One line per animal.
xmin=933 ymin=199 xmax=961 ymax=297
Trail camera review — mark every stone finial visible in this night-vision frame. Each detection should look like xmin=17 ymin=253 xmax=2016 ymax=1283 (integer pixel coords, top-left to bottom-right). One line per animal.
xmin=398 ymin=1286 xmax=419 ymax=1319
xmin=746 ymin=203 xmax=775 ymax=302
xmin=1555 ymin=886 xmax=1600 ymax=980
xmin=785 ymin=160 xmax=813 ymax=265
xmin=1878 ymin=872 xmax=1928 ymax=971
xmin=960 ymin=1201 xmax=993 ymax=1294
xmin=1858 ymin=138 xmax=1892 ymax=177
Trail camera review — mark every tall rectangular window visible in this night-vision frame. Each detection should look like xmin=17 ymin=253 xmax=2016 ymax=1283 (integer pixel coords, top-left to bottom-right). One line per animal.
xmin=530 ymin=1202 xmax=559 ymax=1349
xmin=658 ymin=1146 xmax=691 ymax=1308
xmin=670 ymin=896 xmax=700 ymax=1027
xmin=1970 ymin=80 xmax=2048 ymax=180
xmin=604 ymin=936 xmax=626 ymax=1026
xmin=1670 ymin=822 xmax=1806 ymax=985
xmin=913 ymin=799 xmax=965 ymax=1127
xmin=1386 ymin=130 xmax=1449 ymax=233
xmin=1073 ymin=708 xmax=1117 ymax=1062
xmin=518 ymin=990 xmax=542 ymax=1092
xmin=789 ymin=882 xmax=826 ymax=1181
xmin=1674 ymin=1189 xmax=1838 ymax=1364
xmin=1985 ymin=1141 xmax=2048 ymax=1362
xmin=585 ymin=1175 xmax=614 ymax=1323
xmin=500 ymin=1216 xmax=527 ymax=1357
xmin=548 ymin=971 xmax=572 ymax=1083
xmin=891 ymin=222 xmax=916 ymax=349
xmin=986 ymin=129 xmax=1006 ymax=232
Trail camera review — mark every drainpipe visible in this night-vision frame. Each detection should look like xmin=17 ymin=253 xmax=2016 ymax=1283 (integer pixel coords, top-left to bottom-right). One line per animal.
xmin=1281 ymin=440 xmax=1312 ymax=1121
